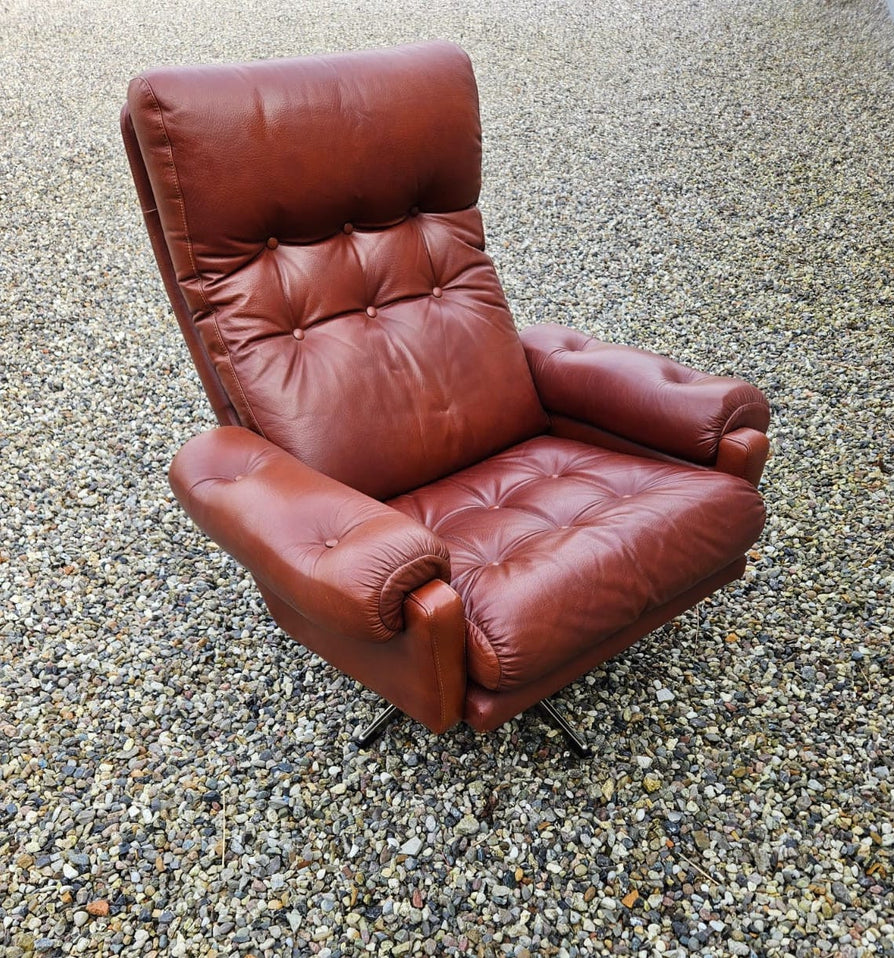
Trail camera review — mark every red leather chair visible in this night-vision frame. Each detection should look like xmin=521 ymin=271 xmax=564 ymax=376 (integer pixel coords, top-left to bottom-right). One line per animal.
xmin=121 ymin=41 xmax=770 ymax=753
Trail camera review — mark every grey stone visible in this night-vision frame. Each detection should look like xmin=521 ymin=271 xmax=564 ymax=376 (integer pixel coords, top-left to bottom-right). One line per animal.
xmin=400 ymin=836 xmax=424 ymax=857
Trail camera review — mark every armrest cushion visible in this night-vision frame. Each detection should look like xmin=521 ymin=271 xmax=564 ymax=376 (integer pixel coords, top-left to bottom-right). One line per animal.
xmin=521 ymin=324 xmax=770 ymax=464
xmin=169 ymin=427 xmax=451 ymax=643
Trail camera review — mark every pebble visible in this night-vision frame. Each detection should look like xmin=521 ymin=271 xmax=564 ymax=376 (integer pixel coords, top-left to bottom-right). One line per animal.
xmin=2 ymin=2 xmax=893 ymax=958
xmin=692 ymin=831 xmax=711 ymax=852
xmin=455 ymin=815 xmax=481 ymax=836
xmin=400 ymin=836 xmax=424 ymax=857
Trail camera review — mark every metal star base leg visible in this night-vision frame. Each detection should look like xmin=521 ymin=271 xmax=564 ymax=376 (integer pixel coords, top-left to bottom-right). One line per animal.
xmin=355 ymin=699 xmax=592 ymax=756
xmin=538 ymin=699 xmax=593 ymax=758
xmin=354 ymin=703 xmax=401 ymax=747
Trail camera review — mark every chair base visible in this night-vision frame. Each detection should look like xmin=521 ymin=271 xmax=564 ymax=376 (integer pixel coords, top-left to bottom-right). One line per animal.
xmin=354 ymin=703 xmax=401 ymax=747
xmin=354 ymin=698 xmax=593 ymax=757
xmin=538 ymin=699 xmax=592 ymax=757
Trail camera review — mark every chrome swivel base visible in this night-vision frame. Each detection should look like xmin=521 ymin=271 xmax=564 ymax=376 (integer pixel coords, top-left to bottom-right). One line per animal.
xmin=355 ymin=698 xmax=592 ymax=758
xmin=537 ymin=699 xmax=593 ymax=757
xmin=354 ymin=703 xmax=401 ymax=747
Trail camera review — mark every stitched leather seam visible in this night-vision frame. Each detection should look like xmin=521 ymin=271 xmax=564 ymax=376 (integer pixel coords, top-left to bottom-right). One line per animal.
xmin=529 ymin=344 xmax=564 ymax=385
xmin=465 ymin=617 xmax=502 ymax=689
xmin=137 ymin=78 xmax=209 ymax=312
xmin=548 ymin=412 xmax=709 ymax=466
xmin=717 ymin=433 xmax=753 ymax=482
xmin=431 ymin=603 xmax=447 ymax=729
xmin=721 ymin=400 xmax=769 ymax=437
xmin=137 ymin=80 xmax=261 ymax=437
xmin=183 ymin=474 xmax=233 ymax=497
xmin=379 ymin=554 xmax=450 ymax=634
xmin=408 ymin=591 xmax=447 ymax=729
xmin=724 ymin=434 xmax=748 ymax=453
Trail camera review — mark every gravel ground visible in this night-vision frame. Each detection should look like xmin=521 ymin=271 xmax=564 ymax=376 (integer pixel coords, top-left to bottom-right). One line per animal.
xmin=2 ymin=1 xmax=893 ymax=956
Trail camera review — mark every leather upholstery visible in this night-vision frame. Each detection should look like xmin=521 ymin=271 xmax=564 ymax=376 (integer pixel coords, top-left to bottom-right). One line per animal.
xmin=523 ymin=324 xmax=771 ymax=466
xmin=120 ymin=108 xmax=240 ymax=428
xmin=716 ymin=428 xmax=772 ymax=487
xmin=463 ymin=558 xmax=745 ymax=731
xmin=390 ymin=436 xmax=765 ymax=690
xmin=260 ymin=578 xmax=466 ymax=734
xmin=170 ymin=426 xmax=451 ymax=642
xmin=547 ymin=419 xmax=771 ymax=488
xmin=127 ymin=42 xmax=547 ymax=499
xmin=124 ymin=41 xmax=772 ymax=739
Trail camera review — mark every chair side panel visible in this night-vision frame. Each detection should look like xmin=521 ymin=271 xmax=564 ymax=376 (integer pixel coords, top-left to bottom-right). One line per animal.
xmin=120 ymin=104 xmax=239 ymax=426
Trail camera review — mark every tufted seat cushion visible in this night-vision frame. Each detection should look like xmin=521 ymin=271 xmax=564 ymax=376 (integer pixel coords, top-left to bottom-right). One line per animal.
xmin=389 ymin=436 xmax=766 ymax=691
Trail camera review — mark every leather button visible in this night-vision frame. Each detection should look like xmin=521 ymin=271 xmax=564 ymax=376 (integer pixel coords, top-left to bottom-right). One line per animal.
xmin=266 ymin=237 xmax=279 ymax=249
xmin=233 ymin=474 xmax=244 ymax=482
xmin=292 ymin=328 xmax=305 ymax=340
xmin=343 ymin=223 xmax=354 ymax=234
xmin=432 ymin=287 xmax=443 ymax=298
xmin=366 ymin=306 xmax=378 ymax=318
xmin=410 ymin=205 xmax=420 ymax=216
xmin=325 ymin=538 xmax=339 ymax=548
xmin=488 ymin=504 xmax=500 ymax=510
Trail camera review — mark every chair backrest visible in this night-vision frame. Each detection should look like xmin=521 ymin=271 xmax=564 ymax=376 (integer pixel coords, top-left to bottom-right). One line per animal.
xmin=124 ymin=41 xmax=548 ymax=499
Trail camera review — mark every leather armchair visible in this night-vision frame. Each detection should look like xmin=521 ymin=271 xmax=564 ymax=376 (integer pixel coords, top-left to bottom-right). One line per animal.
xmin=122 ymin=41 xmax=770 ymax=751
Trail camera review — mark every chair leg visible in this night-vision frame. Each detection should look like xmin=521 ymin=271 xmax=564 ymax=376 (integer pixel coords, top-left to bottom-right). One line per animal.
xmin=538 ymin=699 xmax=593 ymax=758
xmin=354 ymin=703 xmax=401 ymax=747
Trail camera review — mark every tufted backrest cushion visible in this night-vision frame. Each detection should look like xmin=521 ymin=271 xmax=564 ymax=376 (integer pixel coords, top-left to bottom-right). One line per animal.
xmin=127 ymin=41 xmax=548 ymax=499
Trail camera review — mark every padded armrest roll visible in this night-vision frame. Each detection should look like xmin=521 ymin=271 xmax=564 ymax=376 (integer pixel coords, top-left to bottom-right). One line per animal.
xmin=169 ymin=427 xmax=451 ymax=643
xmin=521 ymin=324 xmax=770 ymax=465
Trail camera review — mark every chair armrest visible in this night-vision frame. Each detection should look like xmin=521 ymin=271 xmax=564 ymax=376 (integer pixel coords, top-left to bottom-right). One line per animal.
xmin=168 ymin=427 xmax=451 ymax=643
xmin=521 ymin=323 xmax=770 ymax=465
xmin=716 ymin=427 xmax=771 ymax=487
